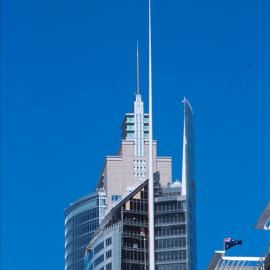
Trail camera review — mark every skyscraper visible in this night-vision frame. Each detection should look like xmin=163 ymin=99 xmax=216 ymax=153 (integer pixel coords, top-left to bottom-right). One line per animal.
xmin=68 ymin=1 xmax=198 ymax=269
xmin=64 ymin=44 xmax=181 ymax=270
xmin=64 ymin=189 xmax=106 ymax=270
xmin=84 ymin=98 xmax=197 ymax=270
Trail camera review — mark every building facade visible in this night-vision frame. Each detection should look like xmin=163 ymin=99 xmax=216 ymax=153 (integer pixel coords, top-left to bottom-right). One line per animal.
xmin=83 ymin=97 xmax=197 ymax=270
xmin=96 ymin=93 xmax=173 ymax=210
xmin=85 ymin=174 xmax=188 ymax=270
xmin=64 ymin=189 xmax=106 ymax=270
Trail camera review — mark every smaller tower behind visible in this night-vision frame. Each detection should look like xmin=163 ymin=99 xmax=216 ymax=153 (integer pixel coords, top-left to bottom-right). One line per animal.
xmin=181 ymin=97 xmax=197 ymax=270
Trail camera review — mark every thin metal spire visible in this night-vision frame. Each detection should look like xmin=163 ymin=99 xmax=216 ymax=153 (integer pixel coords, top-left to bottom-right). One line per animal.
xmin=136 ymin=41 xmax=140 ymax=95
xmin=148 ymin=0 xmax=155 ymax=269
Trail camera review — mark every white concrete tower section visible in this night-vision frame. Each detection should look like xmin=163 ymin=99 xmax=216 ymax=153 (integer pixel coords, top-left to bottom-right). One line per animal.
xmin=181 ymin=97 xmax=193 ymax=195
xmin=133 ymin=43 xmax=145 ymax=157
xmin=148 ymin=0 xmax=155 ymax=269
xmin=181 ymin=97 xmax=197 ymax=270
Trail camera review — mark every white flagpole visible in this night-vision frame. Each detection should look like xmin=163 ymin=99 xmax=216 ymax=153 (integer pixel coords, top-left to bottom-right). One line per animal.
xmin=148 ymin=0 xmax=155 ymax=269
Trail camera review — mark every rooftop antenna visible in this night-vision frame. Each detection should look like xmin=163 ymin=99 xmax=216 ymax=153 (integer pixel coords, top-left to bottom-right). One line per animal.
xmin=136 ymin=41 xmax=140 ymax=95
xmin=148 ymin=0 xmax=155 ymax=269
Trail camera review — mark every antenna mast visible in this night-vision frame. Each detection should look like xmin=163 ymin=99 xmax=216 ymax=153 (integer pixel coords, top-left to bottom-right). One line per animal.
xmin=137 ymin=41 xmax=140 ymax=95
xmin=148 ymin=0 xmax=155 ymax=269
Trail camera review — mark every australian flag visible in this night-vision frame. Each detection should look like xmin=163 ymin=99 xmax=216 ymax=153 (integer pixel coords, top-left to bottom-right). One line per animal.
xmin=224 ymin=238 xmax=243 ymax=250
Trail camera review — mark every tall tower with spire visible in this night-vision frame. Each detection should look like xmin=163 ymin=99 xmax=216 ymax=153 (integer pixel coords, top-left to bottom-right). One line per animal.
xmin=97 ymin=44 xmax=172 ymax=209
xmin=133 ymin=42 xmax=145 ymax=158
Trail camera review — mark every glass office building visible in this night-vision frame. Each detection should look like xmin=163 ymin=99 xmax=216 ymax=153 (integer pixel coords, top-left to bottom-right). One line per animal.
xmin=85 ymin=173 xmax=187 ymax=270
xmin=65 ymin=189 xmax=106 ymax=270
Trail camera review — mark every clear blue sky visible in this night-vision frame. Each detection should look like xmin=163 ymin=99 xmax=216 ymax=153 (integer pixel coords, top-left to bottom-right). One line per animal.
xmin=1 ymin=0 xmax=270 ymax=269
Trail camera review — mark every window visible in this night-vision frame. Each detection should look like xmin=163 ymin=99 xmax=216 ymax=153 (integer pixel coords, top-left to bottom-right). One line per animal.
xmin=111 ymin=195 xmax=122 ymax=202
xmin=100 ymin=199 xmax=106 ymax=206
xmin=106 ymin=237 xmax=112 ymax=246
xmin=126 ymin=117 xmax=134 ymax=123
xmin=94 ymin=254 xmax=104 ymax=267
xmin=106 ymin=250 xmax=112 ymax=259
xmin=144 ymin=117 xmax=149 ymax=123
xmin=126 ymin=125 xmax=134 ymax=131
xmin=94 ymin=242 xmax=104 ymax=255
xmin=106 ymin=263 xmax=112 ymax=270
xmin=126 ymin=132 xmax=134 ymax=139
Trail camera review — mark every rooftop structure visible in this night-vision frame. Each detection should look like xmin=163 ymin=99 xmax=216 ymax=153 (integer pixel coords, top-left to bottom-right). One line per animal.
xmin=207 ymin=251 xmax=265 ymax=270
xmin=96 ymin=44 xmax=172 ymax=210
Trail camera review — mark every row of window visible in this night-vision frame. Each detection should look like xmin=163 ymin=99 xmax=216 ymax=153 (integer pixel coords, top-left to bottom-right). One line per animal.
xmin=111 ymin=194 xmax=122 ymax=202
xmin=100 ymin=198 xmax=106 ymax=206
xmin=134 ymin=160 xmax=145 ymax=165
xmin=156 ymin=238 xmax=186 ymax=249
xmin=65 ymin=220 xmax=98 ymax=244
xmin=65 ymin=207 xmax=99 ymax=232
xmin=155 ymin=226 xmax=186 ymax=237
xmin=97 ymin=262 xmax=112 ymax=270
xmin=156 ymin=214 xmax=185 ymax=224
xmin=124 ymin=217 xmax=146 ymax=224
xmin=124 ymin=200 xmax=147 ymax=212
xmin=65 ymin=233 xmax=92 ymax=255
xmin=126 ymin=133 xmax=149 ymax=139
xmin=76 ymin=220 xmax=99 ymax=238
xmin=155 ymin=201 xmax=184 ymax=212
xmin=106 ymin=250 xmax=112 ymax=259
xmin=133 ymin=166 xmax=145 ymax=171
xmin=156 ymin=250 xmax=186 ymax=262
xmin=94 ymin=242 xmax=104 ymax=255
xmin=93 ymin=236 xmax=112 ymax=257
xmin=156 ymin=263 xmax=187 ymax=270
xmin=122 ymin=250 xmax=147 ymax=261
xmin=66 ymin=259 xmax=85 ymax=270
xmin=94 ymin=254 xmax=104 ymax=267
xmin=125 ymin=116 xmax=149 ymax=123
xmin=106 ymin=237 xmax=112 ymax=246
xmin=126 ymin=125 xmax=149 ymax=132
xmin=134 ymin=172 xmax=145 ymax=178
xmin=65 ymin=246 xmax=86 ymax=268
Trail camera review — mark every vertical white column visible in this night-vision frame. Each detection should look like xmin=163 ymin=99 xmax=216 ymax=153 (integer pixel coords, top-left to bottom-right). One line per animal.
xmin=148 ymin=0 xmax=155 ymax=269
xmin=181 ymin=98 xmax=187 ymax=196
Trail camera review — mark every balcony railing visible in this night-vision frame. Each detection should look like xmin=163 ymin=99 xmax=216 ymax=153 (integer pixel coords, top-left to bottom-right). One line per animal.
xmin=123 ymin=219 xmax=148 ymax=227
xmin=122 ymin=246 xmax=148 ymax=252
xmin=155 ymin=208 xmax=185 ymax=214
xmin=122 ymin=232 xmax=148 ymax=240
xmin=122 ymin=259 xmax=148 ymax=265
xmin=123 ymin=209 xmax=147 ymax=214
xmin=155 ymin=221 xmax=185 ymax=227
xmin=155 ymin=234 xmax=187 ymax=239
